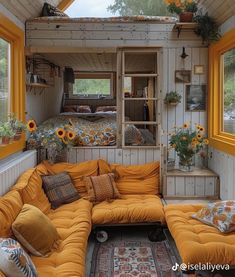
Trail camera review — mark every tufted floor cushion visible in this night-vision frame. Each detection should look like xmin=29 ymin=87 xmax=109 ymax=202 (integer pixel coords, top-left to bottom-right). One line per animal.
xmin=92 ymin=195 xmax=165 ymax=225
xmin=31 ymin=198 xmax=93 ymax=277
xmin=165 ymin=204 xmax=235 ymax=266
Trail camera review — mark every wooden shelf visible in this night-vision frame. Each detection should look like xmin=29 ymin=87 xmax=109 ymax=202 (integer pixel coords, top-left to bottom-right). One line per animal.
xmin=123 ymin=121 xmax=159 ymax=125
xmin=165 ymin=167 xmax=218 ymax=177
xmin=173 ymin=22 xmax=198 ymax=37
xmin=27 ymin=83 xmax=51 ymax=88
xmin=124 ymin=73 xmax=158 ymax=77
xmin=123 ymin=97 xmax=159 ymax=101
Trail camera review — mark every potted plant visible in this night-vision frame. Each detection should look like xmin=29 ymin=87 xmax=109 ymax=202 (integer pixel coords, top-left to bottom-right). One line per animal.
xmin=169 ymin=123 xmax=209 ymax=171
xmin=0 ymin=122 xmax=15 ymax=145
xmin=164 ymin=91 xmax=182 ymax=106
xmin=165 ymin=0 xmax=198 ymax=22
xmin=194 ymin=12 xmax=221 ymax=44
xmin=9 ymin=114 xmax=26 ymax=141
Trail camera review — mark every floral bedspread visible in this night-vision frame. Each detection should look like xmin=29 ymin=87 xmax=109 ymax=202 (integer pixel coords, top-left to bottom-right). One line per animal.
xmin=37 ymin=114 xmax=117 ymax=146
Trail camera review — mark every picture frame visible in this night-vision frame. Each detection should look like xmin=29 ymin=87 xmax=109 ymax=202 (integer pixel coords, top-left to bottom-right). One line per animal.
xmin=175 ymin=70 xmax=191 ymax=83
xmin=194 ymin=65 xmax=204 ymax=75
xmin=185 ymin=85 xmax=207 ymax=111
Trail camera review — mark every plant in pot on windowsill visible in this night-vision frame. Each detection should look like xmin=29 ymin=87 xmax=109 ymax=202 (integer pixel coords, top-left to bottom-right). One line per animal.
xmin=164 ymin=91 xmax=182 ymax=106
xmin=169 ymin=123 xmax=209 ymax=171
xmin=0 ymin=122 xmax=15 ymax=145
xmin=165 ymin=0 xmax=198 ymax=22
xmin=9 ymin=114 xmax=26 ymax=141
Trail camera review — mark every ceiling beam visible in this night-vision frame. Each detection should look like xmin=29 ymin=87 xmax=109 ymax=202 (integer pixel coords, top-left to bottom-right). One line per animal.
xmin=57 ymin=0 xmax=75 ymax=11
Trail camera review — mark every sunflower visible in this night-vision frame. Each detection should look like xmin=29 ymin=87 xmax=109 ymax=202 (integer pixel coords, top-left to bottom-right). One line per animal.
xmin=203 ymin=138 xmax=209 ymax=145
xmin=67 ymin=130 xmax=76 ymax=140
xmin=197 ymin=134 xmax=202 ymax=140
xmin=199 ymin=126 xmax=205 ymax=132
xmin=192 ymin=137 xmax=197 ymax=142
xmin=196 ymin=124 xmax=201 ymax=130
xmin=183 ymin=123 xmax=189 ymax=128
xmin=172 ymin=144 xmax=176 ymax=148
xmin=27 ymin=120 xmax=37 ymax=132
xmin=56 ymin=128 xmax=65 ymax=138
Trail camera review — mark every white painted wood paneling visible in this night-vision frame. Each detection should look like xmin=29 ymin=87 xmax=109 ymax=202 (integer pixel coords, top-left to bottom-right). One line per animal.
xmin=208 ymin=147 xmax=235 ymax=200
xmin=0 ymin=150 xmax=37 ymax=196
xmin=68 ymin=147 xmax=160 ymax=165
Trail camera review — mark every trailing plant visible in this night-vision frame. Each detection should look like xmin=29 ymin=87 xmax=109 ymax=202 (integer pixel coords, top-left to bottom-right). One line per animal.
xmin=0 ymin=122 xmax=15 ymax=137
xmin=194 ymin=12 xmax=221 ymax=44
xmin=164 ymin=91 xmax=182 ymax=104
xmin=165 ymin=0 xmax=198 ymax=15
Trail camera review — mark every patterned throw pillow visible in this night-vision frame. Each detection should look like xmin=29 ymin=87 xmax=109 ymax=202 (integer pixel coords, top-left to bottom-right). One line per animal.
xmin=96 ymin=106 xmax=116 ymax=112
xmin=83 ymin=173 xmax=121 ymax=203
xmin=42 ymin=172 xmax=80 ymax=209
xmin=0 ymin=238 xmax=38 ymax=277
xmin=192 ymin=201 xmax=235 ymax=233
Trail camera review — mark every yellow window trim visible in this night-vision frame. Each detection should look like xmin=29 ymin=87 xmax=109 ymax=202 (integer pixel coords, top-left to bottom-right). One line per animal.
xmin=57 ymin=0 xmax=75 ymax=11
xmin=0 ymin=13 xmax=25 ymax=159
xmin=209 ymin=27 xmax=235 ymax=155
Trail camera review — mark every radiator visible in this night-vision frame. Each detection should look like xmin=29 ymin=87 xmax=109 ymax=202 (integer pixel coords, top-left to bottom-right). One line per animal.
xmin=0 ymin=150 xmax=37 ymax=196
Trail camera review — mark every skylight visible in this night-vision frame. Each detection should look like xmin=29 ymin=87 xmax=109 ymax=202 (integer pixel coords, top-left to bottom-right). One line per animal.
xmin=65 ymin=0 xmax=118 ymax=18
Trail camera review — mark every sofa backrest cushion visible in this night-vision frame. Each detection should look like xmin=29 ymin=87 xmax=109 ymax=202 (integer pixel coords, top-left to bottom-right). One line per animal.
xmin=98 ymin=159 xmax=160 ymax=195
xmin=11 ymin=165 xmax=51 ymax=214
xmin=42 ymin=160 xmax=99 ymax=196
xmin=0 ymin=190 xmax=23 ymax=238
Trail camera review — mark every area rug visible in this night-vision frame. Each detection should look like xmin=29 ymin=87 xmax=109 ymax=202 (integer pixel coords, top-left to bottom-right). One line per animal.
xmin=90 ymin=240 xmax=183 ymax=277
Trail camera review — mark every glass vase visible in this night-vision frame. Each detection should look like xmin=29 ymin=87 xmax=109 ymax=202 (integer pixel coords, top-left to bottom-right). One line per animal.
xmin=179 ymin=156 xmax=194 ymax=172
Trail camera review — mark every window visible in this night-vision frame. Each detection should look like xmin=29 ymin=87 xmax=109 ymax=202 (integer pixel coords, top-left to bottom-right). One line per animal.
xmin=209 ymin=28 xmax=235 ymax=155
xmin=71 ymin=73 xmax=113 ymax=99
xmin=0 ymin=13 xmax=25 ymax=159
xmin=223 ymin=48 xmax=235 ymax=134
xmin=0 ymin=38 xmax=10 ymax=122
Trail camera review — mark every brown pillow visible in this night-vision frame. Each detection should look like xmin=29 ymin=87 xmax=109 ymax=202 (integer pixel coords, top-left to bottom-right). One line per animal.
xmin=83 ymin=173 xmax=121 ymax=203
xmin=95 ymin=106 xmax=116 ymax=112
xmin=63 ymin=105 xmax=77 ymax=112
xmin=77 ymin=105 xmax=91 ymax=113
xmin=42 ymin=172 xmax=80 ymax=209
xmin=12 ymin=204 xmax=60 ymax=257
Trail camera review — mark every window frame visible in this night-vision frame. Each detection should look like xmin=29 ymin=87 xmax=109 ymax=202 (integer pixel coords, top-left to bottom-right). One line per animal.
xmin=0 ymin=13 xmax=25 ymax=159
xmin=70 ymin=72 xmax=114 ymax=99
xmin=209 ymin=28 xmax=235 ymax=155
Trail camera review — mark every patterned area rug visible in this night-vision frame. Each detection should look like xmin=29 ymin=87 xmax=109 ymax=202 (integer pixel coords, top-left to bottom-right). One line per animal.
xmin=90 ymin=240 xmax=183 ymax=277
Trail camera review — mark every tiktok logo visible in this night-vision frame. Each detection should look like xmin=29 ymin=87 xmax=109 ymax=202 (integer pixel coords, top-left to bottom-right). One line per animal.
xmin=172 ymin=263 xmax=179 ymax=271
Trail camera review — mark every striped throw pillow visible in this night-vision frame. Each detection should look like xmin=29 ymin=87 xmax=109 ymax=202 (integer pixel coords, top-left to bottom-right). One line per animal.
xmin=83 ymin=173 xmax=121 ymax=203
xmin=0 ymin=238 xmax=38 ymax=277
xmin=42 ymin=172 xmax=80 ymax=209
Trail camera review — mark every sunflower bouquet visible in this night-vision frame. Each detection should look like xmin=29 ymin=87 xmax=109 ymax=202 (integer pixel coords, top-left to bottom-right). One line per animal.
xmin=169 ymin=123 xmax=209 ymax=171
xmin=26 ymin=119 xmax=76 ymax=163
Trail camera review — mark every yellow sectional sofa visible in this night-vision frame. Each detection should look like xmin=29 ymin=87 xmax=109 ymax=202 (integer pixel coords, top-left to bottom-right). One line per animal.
xmin=0 ymin=159 xmax=164 ymax=276
xmin=165 ymin=204 xmax=235 ymax=266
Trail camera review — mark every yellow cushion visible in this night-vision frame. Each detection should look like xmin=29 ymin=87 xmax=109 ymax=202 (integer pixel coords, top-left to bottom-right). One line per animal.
xmin=12 ymin=166 xmax=51 ymax=213
xmin=31 ymin=198 xmax=92 ymax=277
xmin=42 ymin=160 xmax=99 ymax=196
xmin=98 ymin=159 xmax=160 ymax=195
xmin=165 ymin=204 xmax=235 ymax=265
xmin=0 ymin=190 xmax=23 ymax=238
xmin=92 ymin=195 xmax=165 ymax=225
xmin=83 ymin=173 xmax=121 ymax=203
xmin=12 ymin=204 xmax=60 ymax=257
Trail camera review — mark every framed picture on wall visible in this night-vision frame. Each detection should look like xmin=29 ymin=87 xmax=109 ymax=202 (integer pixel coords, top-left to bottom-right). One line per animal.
xmin=175 ymin=70 xmax=191 ymax=83
xmin=185 ymin=85 xmax=207 ymax=111
xmin=194 ymin=65 xmax=204 ymax=75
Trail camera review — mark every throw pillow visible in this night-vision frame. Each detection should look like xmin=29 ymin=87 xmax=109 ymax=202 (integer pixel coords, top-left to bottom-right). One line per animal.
xmin=42 ymin=172 xmax=80 ymax=209
xmin=0 ymin=238 xmax=38 ymax=277
xmin=83 ymin=173 xmax=121 ymax=203
xmin=192 ymin=201 xmax=235 ymax=233
xmin=12 ymin=204 xmax=60 ymax=257
xmin=77 ymin=105 xmax=91 ymax=113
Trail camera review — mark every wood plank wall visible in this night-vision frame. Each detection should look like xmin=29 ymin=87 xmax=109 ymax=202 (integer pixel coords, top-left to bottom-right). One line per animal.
xmin=26 ymin=20 xmax=208 ymax=166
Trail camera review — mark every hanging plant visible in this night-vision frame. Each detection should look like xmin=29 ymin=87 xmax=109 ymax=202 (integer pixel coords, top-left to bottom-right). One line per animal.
xmin=194 ymin=12 xmax=221 ymax=45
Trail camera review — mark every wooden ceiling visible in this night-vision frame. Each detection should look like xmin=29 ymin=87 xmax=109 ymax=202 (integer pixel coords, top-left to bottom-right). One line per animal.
xmin=0 ymin=0 xmax=234 ymax=25
xmin=41 ymin=52 xmax=156 ymax=72
xmin=0 ymin=0 xmax=62 ymax=23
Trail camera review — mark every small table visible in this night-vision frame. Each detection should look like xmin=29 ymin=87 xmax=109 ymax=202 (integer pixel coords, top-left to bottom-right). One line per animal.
xmin=163 ymin=167 xmax=220 ymax=200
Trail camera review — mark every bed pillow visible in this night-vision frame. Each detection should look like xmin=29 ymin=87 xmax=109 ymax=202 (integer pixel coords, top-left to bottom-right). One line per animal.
xmin=192 ymin=201 xmax=235 ymax=233
xmin=77 ymin=105 xmax=91 ymax=113
xmin=95 ymin=106 xmax=116 ymax=112
xmin=41 ymin=3 xmax=68 ymax=17
xmin=63 ymin=105 xmax=77 ymax=113
xmin=0 ymin=238 xmax=38 ymax=277
xmin=12 ymin=204 xmax=60 ymax=257
xmin=83 ymin=173 xmax=121 ymax=203
xmin=42 ymin=172 xmax=80 ymax=209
